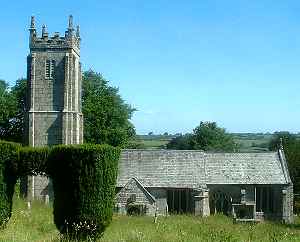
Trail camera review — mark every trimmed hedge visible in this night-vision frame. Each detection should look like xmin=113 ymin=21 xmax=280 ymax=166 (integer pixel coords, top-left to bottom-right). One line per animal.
xmin=18 ymin=147 xmax=49 ymax=176
xmin=48 ymin=144 xmax=120 ymax=239
xmin=0 ymin=141 xmax=20 ymax=227
xmin=0 ymin=141 xmax=120 ymax=239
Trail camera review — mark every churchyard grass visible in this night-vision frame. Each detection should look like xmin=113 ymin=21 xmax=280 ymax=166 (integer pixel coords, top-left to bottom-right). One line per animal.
xmin=1 ymin=197 xmax=300 ymax=242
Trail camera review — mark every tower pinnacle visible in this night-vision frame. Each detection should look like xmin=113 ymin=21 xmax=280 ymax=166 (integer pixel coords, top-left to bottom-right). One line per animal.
xmin=29 ymin=16 xmax=36 ymax=44
xmin=68 ymin=15 xmax=74 ymax=30
xmin=42 ymin=24 xmax=48 ymax=38
xmin=67 ymin=15 xmax=75 ymax=37
xmin=76 ymin=25 xmax=80 ymax=38
xmin=30 ymin=16 xmax=35 ymax=29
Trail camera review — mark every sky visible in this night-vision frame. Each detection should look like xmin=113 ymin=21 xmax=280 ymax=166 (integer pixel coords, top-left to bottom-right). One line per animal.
xmin=1 ymin=0 xmax=300 ymax=134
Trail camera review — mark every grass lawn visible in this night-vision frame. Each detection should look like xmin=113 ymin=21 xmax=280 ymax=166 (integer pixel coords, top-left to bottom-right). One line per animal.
xmin=1 ymin=198 xmax=300 ymax=242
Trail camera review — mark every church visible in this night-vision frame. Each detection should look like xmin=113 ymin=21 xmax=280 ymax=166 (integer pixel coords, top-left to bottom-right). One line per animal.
xmin=24 ymin=16 xmax=293 ymax=224
xmin=116 ymin=149 xmax=293 ymax=223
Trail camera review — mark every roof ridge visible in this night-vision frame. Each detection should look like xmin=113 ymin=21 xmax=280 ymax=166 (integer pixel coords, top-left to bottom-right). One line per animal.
xmin=278 ymin=149 xmax=292 ymax=184
xmin=122 ymin=149 xmax=277 ymax=155
xmin=132 ymin=177 xmax=156 ymax=202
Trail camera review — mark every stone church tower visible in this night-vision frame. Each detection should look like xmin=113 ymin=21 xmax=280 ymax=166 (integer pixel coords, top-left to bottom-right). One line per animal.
xmin=25 ymin=15 xmax=83 ymax=200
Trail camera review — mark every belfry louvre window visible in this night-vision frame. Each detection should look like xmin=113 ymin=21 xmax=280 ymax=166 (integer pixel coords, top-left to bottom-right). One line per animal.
xmin=45 ymin=60 xmax=55 ymax=79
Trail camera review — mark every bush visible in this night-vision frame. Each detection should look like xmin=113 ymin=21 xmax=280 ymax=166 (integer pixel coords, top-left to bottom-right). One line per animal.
xmin=17 ymin=147 xmax=49 ymax=176
xmin=0 ymin=141 xmax=20 ymax=228
xmin=48 ymin=144 xmax=120 ymax=239
xmin=166 ymin=134 xmax=193 ymax=150
xmin=0 ymin=142 xmax=120 ymax=239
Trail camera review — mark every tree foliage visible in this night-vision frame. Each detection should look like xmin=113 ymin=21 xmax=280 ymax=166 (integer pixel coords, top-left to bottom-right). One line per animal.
xmin=268 ymin=132 xmax=300 ymax=194
xmin=191 ymin=121 xmax=238 ymax=152
xmin=8 ymin=79 xmax=26 ymax=143
xmin=0 ymin=80 xmax=17 ymax=141
xmin=81 ymin=70 xmax=136 ymax=147
xmin=167 ymin=121 xmax=238 ymax=152
xmin=268 ymin=131 xmax=296 ymax=151
xmin=0 ymin=79 xmax=26 ymax=143
xmin=166 ymin=134 xmax=193 ymax=150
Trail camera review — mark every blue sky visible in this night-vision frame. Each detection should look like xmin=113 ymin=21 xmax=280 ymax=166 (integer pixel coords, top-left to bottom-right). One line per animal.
xmin=1 ymin=1 xmax=300 ymax=134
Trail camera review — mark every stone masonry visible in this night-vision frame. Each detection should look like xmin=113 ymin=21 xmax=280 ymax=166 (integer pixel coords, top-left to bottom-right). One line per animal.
xmin=24 ymin=16 xmax=83 ymax=200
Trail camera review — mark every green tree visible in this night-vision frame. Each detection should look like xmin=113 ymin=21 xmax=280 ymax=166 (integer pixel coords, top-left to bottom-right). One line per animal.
xmin=268 ymin=131 xmax=300 ymax=194
xmin=286 ymin=142 xmax=300 ymax=194
xmin=166 ymin=121 xmax=238 ymax=152
xmin=82 ymin=70 xmax=136 ymax=147
xmin=0 ymin=78 xmax=27 ymax=143
xmin=268 ymin=131 xmax=296 ymax=151
xmin=8 ymin=78 xmax=27 ymax=143
xmin=166 ymin=134 xmax=193 ymax=150
xmin=191 ymin=121 xmax=238 ymax=151
xmin=0 ymin=80 xmax=17 ymax=141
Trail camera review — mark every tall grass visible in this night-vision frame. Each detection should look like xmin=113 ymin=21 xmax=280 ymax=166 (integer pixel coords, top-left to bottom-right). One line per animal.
xmin=1 ymin=198 xmax=300 ymax=242
xmin=0 ymin=198 xmax=58 ymax=242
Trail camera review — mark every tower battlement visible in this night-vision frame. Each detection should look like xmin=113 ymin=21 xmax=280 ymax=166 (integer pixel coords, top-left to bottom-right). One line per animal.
xmin=29 ymin=15 xmax=80 ymax=54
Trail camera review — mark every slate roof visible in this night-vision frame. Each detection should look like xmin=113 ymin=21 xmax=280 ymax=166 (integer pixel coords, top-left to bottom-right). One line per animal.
xmin=117 ymin=149 xmax=291 ymax=188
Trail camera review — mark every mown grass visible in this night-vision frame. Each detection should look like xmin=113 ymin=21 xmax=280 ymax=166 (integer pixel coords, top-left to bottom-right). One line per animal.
xmin=1 ymin=198 xmax=300 ymax=242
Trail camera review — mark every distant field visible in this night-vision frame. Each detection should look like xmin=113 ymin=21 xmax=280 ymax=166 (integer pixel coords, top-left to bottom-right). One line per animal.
xmin=1 ymin=198 xmax=300 ymax=242
xmin=137 ymin=133 xmax=275 ymax=152
xmin=141 ymin=139 xmax=169 ymax=149
xmin=232 ymin=133 xmax=273 ymax=152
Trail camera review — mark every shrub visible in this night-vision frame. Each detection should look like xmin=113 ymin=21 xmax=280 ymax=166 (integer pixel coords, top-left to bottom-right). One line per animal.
xmin=17 ymin=147 xmax=49 ymax=176
xmin=0 ymin=140 xmax=20 ymax=228
xmin=48 ymin=144 xmax=120 ymax=239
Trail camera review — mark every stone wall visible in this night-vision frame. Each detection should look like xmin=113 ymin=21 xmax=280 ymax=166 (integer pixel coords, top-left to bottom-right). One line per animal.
xmin=282 ymin=184 xmax=294 ymax=223
xmin=31 ymin=52 xmax=65 ymax=111
xmin=148 ymin=189 xmax=168 ymax=215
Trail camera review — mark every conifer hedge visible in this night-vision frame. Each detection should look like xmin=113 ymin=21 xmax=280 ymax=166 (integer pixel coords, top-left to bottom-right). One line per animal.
xmin=0 ymin=141 xmax=20 ymax=227
xmin=0 ymin=142 xmax=120 ymax=238
xmin=48 ymin=144 xmax=120 ymax=239
xmin=18 ymin=147 xmax=50 ymax=176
